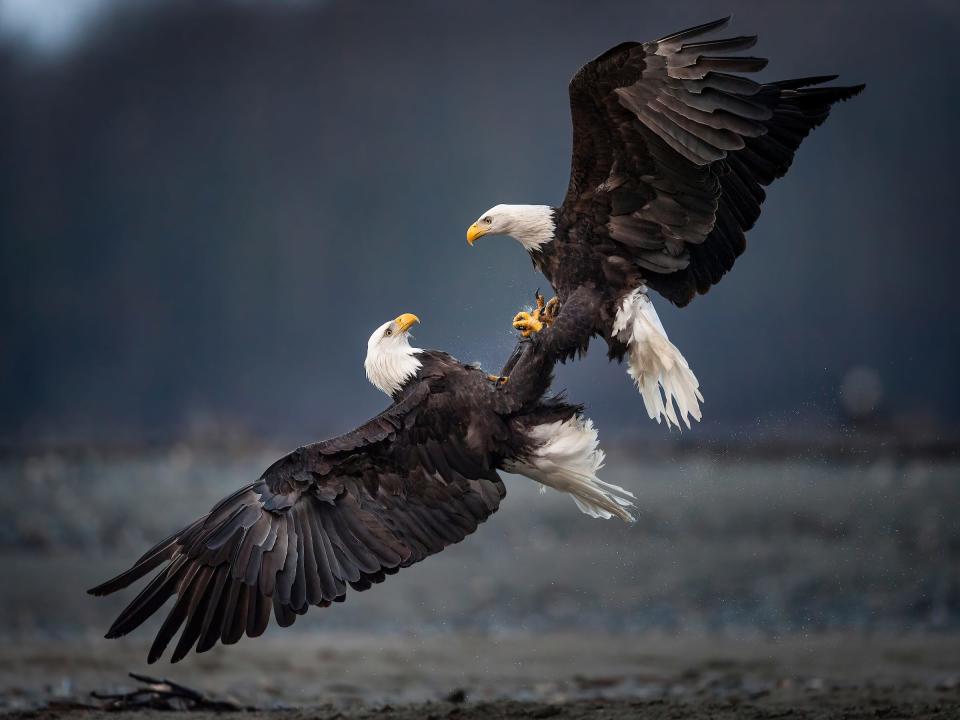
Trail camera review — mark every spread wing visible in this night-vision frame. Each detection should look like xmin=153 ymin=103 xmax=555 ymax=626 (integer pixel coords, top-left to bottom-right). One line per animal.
xmin=88 ymin=380 xmax=505 ymax=663
xmin=560 ymin=17 xmax=864 ymax=306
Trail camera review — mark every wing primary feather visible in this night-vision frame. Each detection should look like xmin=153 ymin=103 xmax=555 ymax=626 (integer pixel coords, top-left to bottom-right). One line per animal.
xmin=223 ymin=582 xmax=251 ymax=645
xmin=289 ymin=517 xmax=308 ymax=612
xmin=275 ymin=515 xmax=299 ymax=606
xmin=146 ymin=561 xmax=202 ymax=663
xmin=259 ymin=514 xmax=288 ymax=598
xmin=169 ymin=565 xmax=215 ymax=663
xmin=272 ymin=591 xmax=297 ymax=628
xmin=218 ymin=573 xmax=244 ymax=643
xmin=87 ymin=530 xmax=185 ymax=596
xmin=196 ymin=565 xmax=230 ymax=653
xmin=309 ymin=508 xmax=344 ymax=600
xmin=656 ymin=16 xmax=730 ymax=47
xmin=319 ymin=510 xmax=362 ymax=582
xmin=297 ymin=504 xmax=325 ymax=606
xmin=677 ymin=35 xmax=757 ymax=54
xmin=329 ymin=501 xmax=383 ymax=574
xmin=685 ymin=72 xmax=761 ymax=96
xmin=314 ymin=508 xmax=349 ymax=592
xmin=105 ymin=556 xmax=187 ymax=638
xmin=247 ymin=586 xmax=272 ymax=638
xmin=771 ymin=74 xmax=840 ymax=90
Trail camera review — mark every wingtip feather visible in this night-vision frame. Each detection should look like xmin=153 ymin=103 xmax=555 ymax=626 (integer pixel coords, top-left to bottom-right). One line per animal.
xmin=657 ymin=16 xmax=732 ymax=45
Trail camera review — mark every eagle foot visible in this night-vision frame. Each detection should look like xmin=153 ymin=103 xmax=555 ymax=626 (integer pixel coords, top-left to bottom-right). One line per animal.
xmin=486 ymin=374 xmax=509 ymax=385
xmin=513 ymin=311 xmax=544 ymax=337
xmin=513 ymin=291 xmax=560 ymax=337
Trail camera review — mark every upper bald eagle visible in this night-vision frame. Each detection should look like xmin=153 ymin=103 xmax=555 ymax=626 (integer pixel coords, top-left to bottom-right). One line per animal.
xmin=89 ymin=313 xmax=633 ymax=663
xmin=466 ymin=17 xmax=864 ymax=429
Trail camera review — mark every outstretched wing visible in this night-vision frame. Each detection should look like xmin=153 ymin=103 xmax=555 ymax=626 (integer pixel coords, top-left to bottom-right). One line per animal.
xmin=88 ymin=380 xmax=505 ymax=663
xmin=561 ymin=17 xmax=864 ymax=306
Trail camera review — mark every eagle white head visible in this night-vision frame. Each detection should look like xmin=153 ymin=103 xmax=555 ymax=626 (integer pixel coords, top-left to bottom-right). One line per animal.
xmin=364 ymin=313 xmax=422 ymax=397
xmin=466 ymin=204 xmax=555 ymax=252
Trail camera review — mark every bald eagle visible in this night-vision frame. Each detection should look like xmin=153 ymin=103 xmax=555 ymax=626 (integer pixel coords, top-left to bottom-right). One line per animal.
xmin=89 ymin=313 xmax=634 ymax=663
xmin=466 ymin=17 xmax=864 ymax=429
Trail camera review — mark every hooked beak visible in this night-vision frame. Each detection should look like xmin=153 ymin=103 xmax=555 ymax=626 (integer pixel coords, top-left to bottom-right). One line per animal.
xmin=466 ymin=223 xmax=486 ymax=246
xmin=394 ymin=313 xmax=420 ymax=333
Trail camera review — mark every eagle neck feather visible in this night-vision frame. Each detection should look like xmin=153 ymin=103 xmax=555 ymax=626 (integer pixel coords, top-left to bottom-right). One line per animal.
xmin=507 ymin=205 xmax=556 ymax=252
xmin=365 ymin=347 xmax=423 ymax=397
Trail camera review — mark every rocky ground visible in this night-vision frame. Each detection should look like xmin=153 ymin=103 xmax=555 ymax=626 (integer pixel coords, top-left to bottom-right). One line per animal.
xmin=9 ymin=690 xmax=960 ymax=720
xmin=1 ymin=632 xmax=959 ymax=718
xmin=1 ymin=451 xmax=957 ymax=718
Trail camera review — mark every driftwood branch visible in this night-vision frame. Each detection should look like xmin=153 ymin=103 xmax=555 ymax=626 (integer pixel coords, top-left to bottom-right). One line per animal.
xmin=89 ymin=672 xmax=251 ymax=712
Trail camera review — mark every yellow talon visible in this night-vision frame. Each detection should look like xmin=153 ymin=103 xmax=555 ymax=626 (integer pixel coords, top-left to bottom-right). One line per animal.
xmin=486 ymin=374 xmax=509 ymax=385
xmin=513 ymin=311 xmax=544 ymax=338
xmin=512 ymin=290 xmax=560 ymax=337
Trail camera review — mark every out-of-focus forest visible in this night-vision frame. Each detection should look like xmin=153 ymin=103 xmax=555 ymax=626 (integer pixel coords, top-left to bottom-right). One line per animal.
xmin=1 ymin=0 xmax=958 ymax=448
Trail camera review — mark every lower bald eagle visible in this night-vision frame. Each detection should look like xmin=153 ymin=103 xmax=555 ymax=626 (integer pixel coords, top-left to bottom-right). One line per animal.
xmin=466 ymin=17 xmax=864 ymax=429
xmin=89 ymin=313 xmax=634 ymax=663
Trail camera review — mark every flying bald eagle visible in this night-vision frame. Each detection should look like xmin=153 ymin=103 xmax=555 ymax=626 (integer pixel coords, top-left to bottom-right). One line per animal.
xmin=466 ymin=17 xmax=864 ymax=429
xmin=89 ymin=313 xmax=634 ymax=663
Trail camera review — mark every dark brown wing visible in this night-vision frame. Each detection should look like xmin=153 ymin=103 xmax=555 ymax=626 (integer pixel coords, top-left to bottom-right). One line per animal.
xmin=561 ymin=17 xmax=864 ymax=306
xmin=87 ymin=379 xmax=505 ymax=663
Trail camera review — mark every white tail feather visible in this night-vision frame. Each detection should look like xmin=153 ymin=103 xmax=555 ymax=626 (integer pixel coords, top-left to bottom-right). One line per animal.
xmin=504 ymin=416 xmax=636 ymax=522
xmin=612 ymin=289 xmax=703 ymax=430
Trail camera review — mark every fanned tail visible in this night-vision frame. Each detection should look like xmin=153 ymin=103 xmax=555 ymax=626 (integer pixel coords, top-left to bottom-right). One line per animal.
xmin=613 ymin=289 xmax=703 ymax=429
xmin=505 ymin=415 xmax=636 ymax=522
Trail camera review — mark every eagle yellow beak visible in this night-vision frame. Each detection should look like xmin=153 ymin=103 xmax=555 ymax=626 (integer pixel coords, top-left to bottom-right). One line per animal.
xmin=394 ymin=313 xmax=420 ymax=333
xmin=466 ymin=223 xmax=486 ymax=246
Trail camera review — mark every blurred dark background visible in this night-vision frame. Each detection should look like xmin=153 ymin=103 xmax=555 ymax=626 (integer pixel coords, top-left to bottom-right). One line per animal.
xmin=0 ymin=0 xmax=958 ymax=448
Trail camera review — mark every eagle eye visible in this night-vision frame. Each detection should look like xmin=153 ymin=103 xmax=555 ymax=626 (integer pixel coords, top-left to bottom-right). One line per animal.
xmin=385 ymin=328 xmax=393 ymax=337
xmin=483 ymin=216 xmax=492 ymax=224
